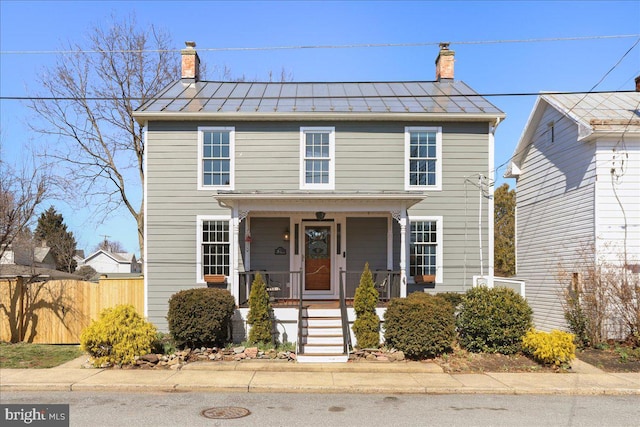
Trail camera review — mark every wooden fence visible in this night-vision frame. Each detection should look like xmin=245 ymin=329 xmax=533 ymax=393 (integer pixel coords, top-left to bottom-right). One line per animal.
xmin=0 ymin=276 xmax=144 ymax=344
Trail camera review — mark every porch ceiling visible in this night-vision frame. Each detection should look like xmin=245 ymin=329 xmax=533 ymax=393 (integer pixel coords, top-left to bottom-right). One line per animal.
xmin=215 ymin=190 xmax=426 ymax=212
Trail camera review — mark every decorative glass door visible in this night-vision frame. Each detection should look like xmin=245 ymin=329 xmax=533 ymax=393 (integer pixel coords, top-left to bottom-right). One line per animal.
xmin=304 ymin=225 xmax=332 ymax=292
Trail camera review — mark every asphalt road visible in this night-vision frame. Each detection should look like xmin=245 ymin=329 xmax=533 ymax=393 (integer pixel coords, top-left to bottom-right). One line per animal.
xmin=2 ymin=391 xmax=638 ymax=427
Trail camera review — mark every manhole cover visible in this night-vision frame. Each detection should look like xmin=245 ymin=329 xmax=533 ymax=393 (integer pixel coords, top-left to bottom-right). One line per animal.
xmin=201 ymin=406 xmax=251 ymax=419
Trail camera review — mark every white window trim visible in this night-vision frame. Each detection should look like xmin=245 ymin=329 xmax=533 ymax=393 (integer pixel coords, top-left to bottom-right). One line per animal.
xmin=407 ymin=215 xmax=444 ymax=284
xmin=300 ymin=126 xmax=335 ymax=190
xmin=198 ymin=126 xmax=235 ymax=190
xmin=404 ymin=126 xmax=442 ymax=191
xmin=196 ymin=215 xmax=232 ymax=285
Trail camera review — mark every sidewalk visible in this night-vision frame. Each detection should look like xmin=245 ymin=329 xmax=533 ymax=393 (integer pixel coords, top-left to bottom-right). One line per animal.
xmin=1 ymin=356 xmax=639 ymax=395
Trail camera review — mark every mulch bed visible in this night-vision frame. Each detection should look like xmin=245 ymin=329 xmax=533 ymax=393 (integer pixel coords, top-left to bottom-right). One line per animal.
xmin=576 ymin=346 xmax=640 ymax=373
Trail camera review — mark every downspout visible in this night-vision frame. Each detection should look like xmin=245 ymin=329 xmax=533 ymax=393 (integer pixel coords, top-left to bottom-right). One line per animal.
xmin=488 ymin=117 xmax=502 ymax=285
xmin=142 ymin=123 xmax=149 ymax=318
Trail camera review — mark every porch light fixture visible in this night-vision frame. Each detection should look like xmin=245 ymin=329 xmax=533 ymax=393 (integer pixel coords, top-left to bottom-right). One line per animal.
xmin=315 ymin=211 xmax=326 ymax=221
xmin=283 ymin=229 xmax=290 ymax=241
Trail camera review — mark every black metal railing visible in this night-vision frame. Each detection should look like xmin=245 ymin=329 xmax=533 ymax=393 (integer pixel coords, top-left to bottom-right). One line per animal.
xmin=338 ymin=268 xmax=352 ymax=355
xmin=339 ymin=269 xmax=402 ymax=302
xmin=239 ymin=270 xmax=302 ymax=306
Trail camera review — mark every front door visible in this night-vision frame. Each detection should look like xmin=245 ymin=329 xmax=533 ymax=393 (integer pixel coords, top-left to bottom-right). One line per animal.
xmin=304 ymin=224 xmax=333 ymax=295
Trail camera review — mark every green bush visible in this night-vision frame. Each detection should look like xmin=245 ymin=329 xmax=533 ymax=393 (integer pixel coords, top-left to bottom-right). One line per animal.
xmin=247 ymin=273 xmax=273 ymax=345
xmin=522 ymin=329 xmax=576 ymax=366
xmin=352 ymin=263 xmax=380 ymax=348
xmin=80 ymin=305 xmax=157 ymax=366
xmin=435 ymin=292 xmax=464 ymax=312
xmin=384 ymin=293 xmax=455 ymax=359
xmin=457 ymin=286 xmax=533 ymax=354
xmin=167 ymin=287 xmax=236 ymax=349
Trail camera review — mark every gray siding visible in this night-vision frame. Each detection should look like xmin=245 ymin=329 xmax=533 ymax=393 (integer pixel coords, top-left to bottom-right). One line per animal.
xmin=146 ymin=120 xmax=492 ymax=329
xmin=249 ymin=218 xmax=290 ymax=271
xmin=513 ymin=105 xmax=596 ymax=331
xmin=346 ymin=217 xmax=388 ymax=272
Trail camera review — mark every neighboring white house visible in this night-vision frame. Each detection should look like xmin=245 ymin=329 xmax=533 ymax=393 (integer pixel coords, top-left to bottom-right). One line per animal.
xmin=505 ymin=88 xmax=640 ymax=333
xmin=0 ymin=243 xmax=57 ymax=270
xmin=82 ymin=250 xmax=142 ymax=274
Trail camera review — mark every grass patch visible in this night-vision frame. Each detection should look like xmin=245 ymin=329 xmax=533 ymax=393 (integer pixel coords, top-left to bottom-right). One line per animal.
xmin=0 ymin=342 xmax=83 ymax=368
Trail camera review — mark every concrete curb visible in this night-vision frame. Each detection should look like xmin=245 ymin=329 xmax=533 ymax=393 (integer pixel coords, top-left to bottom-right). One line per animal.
xmin=2 ymin=356 xmax=639 ymax=396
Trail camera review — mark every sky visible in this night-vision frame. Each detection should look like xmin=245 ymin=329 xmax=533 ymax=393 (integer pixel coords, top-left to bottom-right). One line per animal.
xmin=1 ymin=0 xmax=639 ymax=257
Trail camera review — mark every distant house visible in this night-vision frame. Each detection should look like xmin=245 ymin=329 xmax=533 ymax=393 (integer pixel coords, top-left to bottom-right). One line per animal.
xmin=134 ymin=41 xmax=505 ymax=361
xmin=82 ymin=250 xmax=141 ymax=274
xmin=505 ymin=87 xmax=640 ymax=333
xmin=0 ymin=242 xmax=56 ymax=270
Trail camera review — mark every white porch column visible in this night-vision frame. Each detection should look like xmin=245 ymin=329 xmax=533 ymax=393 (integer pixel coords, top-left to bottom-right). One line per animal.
xmin=400 ymin=213 xmax=408 ymax=297
xmin=231 ymin=216 xmax=240 ymax=304
xmin=393 ymin=209 xmax=408 ymax=298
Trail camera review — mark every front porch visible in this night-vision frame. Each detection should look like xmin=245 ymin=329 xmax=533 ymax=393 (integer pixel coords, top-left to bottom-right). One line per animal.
xmin=236 ymin=269 xmax=403 ymax=308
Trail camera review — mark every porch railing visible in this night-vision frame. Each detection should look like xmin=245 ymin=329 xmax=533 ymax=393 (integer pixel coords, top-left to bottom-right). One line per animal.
xmin=239 ymin=270 xmax=302 ymax=306
xmin=338 ymin=269 xmax=352 ymax=355
xmin=339 ymin=269 xmax=402 ymax=302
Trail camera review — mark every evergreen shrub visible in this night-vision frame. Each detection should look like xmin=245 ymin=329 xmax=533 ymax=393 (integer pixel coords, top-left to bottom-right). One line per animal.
xmin=435 ymin=292 xmax=464 ymax=312
xmin=80 ymin=305 xmax=157 ymax=366
xmin=384 ymin=292 xmax=455 ymax=359
xmin=167 ymin=287 xmax=236 ymax=348
xmin=457 ymin=286 xmax=533 ymax=354
xmin=247 ymin=273 xmax=273 ymax=345
xmin=522 ymin=329 xmax=576 ymax=366
xmin=352 ymin=263 xmax=380 ymax=348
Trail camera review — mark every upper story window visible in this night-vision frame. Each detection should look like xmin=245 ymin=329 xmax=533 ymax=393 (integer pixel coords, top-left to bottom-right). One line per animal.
xmin=198 ymin=127 xmax=235 ymax=190
xmin=405 ymin=126 xmax=442 ymax=191
xmin=300 ymin=127 xmax=335 ymax=190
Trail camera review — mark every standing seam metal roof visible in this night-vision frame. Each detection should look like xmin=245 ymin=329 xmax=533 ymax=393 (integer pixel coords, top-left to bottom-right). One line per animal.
xmin=136 ymin=80 xmax=504 ymax=116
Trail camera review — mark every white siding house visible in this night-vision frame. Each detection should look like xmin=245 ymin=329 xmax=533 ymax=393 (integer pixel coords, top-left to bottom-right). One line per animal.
xmin=83 ymin=250 xmax=141 ymax=274
xmin=506 ymin=90 xmax=640 ymax=333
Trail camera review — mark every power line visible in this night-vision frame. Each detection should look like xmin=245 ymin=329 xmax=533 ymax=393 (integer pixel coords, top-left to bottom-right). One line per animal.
xmin=494 ymin=38 xmax=640 ymax=179
xmin=2 ymin=34 xmax=639 ymax=55
xmin=1 ymin=89 xmax=637 ymax=102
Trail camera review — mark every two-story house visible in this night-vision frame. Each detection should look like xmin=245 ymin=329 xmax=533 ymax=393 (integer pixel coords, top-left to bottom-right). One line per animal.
xmin=505 ymin=87 xmax=640 ymax=336
xmin=135 ymin=42 xmax=505 ymax=359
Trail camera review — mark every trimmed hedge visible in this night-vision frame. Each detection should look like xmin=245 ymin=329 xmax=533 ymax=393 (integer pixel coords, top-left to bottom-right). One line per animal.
xmin=167 ymin=288 xmax=236 ymax=349
xmin=81 ymin=305 xmax=157 ymax=367
xmin=457 ymin=286 xmax=532 ymax=354
xmin=384 ymin=292 xmax=455 ymax=359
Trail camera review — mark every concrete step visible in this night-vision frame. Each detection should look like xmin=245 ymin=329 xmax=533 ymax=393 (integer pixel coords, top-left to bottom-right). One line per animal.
xmin=304 ymin=335 xmax=344 ymax=345
xmin=297 ymin=354 xmax=349 ymax=363
xmin=303 ymin=318 xmax=342 ymax=328
xmin=302 ymin=344 xmax=344 ymax=354
xmin=302 ymin=326 xmax=342 ymax=336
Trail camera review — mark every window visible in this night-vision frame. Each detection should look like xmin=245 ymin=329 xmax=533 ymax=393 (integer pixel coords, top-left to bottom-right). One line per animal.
xmin=199 ymin=127 xmax=234 ymax=189
xmin=405 ymin=127 xmax=442 ymax=190
xmin=197 ymin=217 xmax=231 ymax=282
xmin=300 ymin=127 xmax=335 ymax=189
xmin=409 ymin=217 xmax=443 ymax=282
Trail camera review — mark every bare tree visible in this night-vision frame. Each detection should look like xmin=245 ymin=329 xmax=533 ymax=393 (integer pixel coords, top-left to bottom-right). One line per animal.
xmin=0 ymin=142 xmax=49 ymax=263
xmin=94 ymin=238 xmax=126 ymax=253
xmin=28 ymin=14 xmax=179 ymax=255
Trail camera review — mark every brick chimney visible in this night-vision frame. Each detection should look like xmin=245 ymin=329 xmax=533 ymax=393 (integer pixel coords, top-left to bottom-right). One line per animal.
xmin=181 ymin=41 xmax=200 ymax=80
xmin=635 ymin=75 xmax=640 ymax=92
xmin=435 ymin=42 xmax=455 ymax=81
